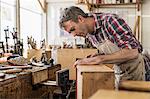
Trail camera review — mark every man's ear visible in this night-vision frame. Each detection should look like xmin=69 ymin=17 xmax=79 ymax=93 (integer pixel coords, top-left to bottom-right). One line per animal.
xmin=78 ymin=15 xmax=85 ymax=22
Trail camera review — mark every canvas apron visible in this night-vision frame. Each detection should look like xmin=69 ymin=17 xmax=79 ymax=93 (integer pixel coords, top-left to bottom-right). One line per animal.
xmin=91 ymin=31 xmax=145 ymax=89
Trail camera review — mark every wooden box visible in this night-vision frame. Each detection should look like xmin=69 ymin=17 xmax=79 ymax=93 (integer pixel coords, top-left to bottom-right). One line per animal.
xmin=77 ymin=64 xmax=115 ymax=99
xmin=27 ymin=49 xmax=43 ymax=61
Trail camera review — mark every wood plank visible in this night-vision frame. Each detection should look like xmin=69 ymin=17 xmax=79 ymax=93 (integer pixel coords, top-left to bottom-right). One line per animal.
xmin=77 ymin=64 xmax=114 ymax=72
xmin=119 ymin=81 xmax=150 ymax=92
xmin=89 ymin=89 xmax=150 ymax=99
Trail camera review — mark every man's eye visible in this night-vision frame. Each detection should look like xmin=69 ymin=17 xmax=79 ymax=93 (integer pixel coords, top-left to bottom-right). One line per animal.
xmin=70 ymin=28 xmax=75 ymax=32
xmin=69 ymin=28 xmax=75 ymax=33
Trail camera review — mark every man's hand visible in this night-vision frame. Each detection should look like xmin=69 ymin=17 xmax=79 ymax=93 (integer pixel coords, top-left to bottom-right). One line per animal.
xmin=86 ymin=53 xmax=104 ymax=58
xmin=73 ymin=48 xmax=139 ymax=68
xmin=73 ymin=56 xmax=102 ymax=68
xmin=86 ymin=53 xmax=98 ymax=58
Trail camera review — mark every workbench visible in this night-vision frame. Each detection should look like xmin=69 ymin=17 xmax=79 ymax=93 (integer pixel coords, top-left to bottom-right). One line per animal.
xmin=0 ymin=64 xmax=61 ymax=98
xmin=76 ymin=64 xmax=115 ymax=99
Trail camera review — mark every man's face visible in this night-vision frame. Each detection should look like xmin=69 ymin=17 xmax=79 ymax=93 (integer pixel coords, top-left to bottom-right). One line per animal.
xmin=63 ymin=17 xmax=89 ymax=37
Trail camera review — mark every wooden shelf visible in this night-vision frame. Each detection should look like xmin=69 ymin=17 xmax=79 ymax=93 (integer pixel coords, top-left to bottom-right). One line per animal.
xmin=91 ymin=2 xmax=140 ymax=7
xmin=83 ymin=0 xmax=142 ymax=11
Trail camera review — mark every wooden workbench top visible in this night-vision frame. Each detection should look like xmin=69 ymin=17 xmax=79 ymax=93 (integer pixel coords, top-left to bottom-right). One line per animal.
xmin=119 ymin=81 xmax=150 ymax=92
xmin=0 ymin=66 xmax=49 ymax=83
xmin=89 ymin=89 xmax=150 ymax=99
xmin=77 ymin=64 xmax=114 ymax=72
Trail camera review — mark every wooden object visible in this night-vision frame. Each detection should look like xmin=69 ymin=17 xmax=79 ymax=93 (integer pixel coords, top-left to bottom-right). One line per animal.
xmin=48 ymin=64 xmax=61 ymax=80
xmin=0 ymin=64 xmax=60 ymax=98
xmin=27 ymin=49 xmax=43 ymax=61
xmin=45 ymin=49 xmax=51 ymax=60
xmin=0 ymin=65 xmax=32 ymax=70
xmin=77 ymin=64 xmax=115 ymax=99
xmin=119 ymin=81 xmax=150 ymax=92
xmin=57 ymin=48 xmax=97 ymax=80
xmin=134 ymin=16 xmax=141 ymax=41
xmin=89 ymin=89 xmax=150 ymax=99
xmin=27 ymin=49 xmax=51 ymax=61
xmin=3 ymin=69 xmax=22 ymax=74
xmin=31 ymin=67 xmax=48 ymax=85
xmin=41 ymin=80 xmax=57 ymax=86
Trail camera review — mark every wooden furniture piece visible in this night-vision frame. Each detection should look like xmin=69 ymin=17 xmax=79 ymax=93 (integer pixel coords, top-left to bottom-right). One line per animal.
xmin=0 ymin=64 xmax=61 ymax=98
xmin=76 ymin=64 xmax=114 ymax=99
xmin=119 ymin=81 xmax=150 ymax=92
xmin=89 ymin=89 xmax=150 ymax=99
xmin=57 ymin=48 xmax=97 ymax=80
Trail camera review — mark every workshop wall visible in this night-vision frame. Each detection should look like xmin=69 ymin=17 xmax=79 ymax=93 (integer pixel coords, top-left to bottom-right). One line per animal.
xmin=142 ymin=0 xmax=150 ymax=51
xmin=46 ymin=0 xmax=150 ymax=51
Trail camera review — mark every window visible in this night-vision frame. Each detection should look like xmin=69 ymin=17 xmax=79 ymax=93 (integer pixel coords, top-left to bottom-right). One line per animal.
xmin=47 ymin=2 xmax=75 ymax=45
xmin=20 ymin=0 xmax=43 ymax=56
xmin=0 ymin=0 xmax=16 ymax=45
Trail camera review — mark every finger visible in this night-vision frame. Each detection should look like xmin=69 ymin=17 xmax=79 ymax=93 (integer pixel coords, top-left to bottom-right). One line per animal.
xmin=86 ymin=55 xmax=91 ymax=58
xmin=73 ymin=61 xmax=79 ymax=68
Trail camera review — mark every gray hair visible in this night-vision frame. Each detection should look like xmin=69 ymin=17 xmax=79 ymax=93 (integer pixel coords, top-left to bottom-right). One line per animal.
xmin=59 ymin=6 xmax=88 ymax=29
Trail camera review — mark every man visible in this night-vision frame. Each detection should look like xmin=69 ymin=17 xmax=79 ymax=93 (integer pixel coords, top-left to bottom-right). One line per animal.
xmin=59 ymin=6 xmax=150 ymax=85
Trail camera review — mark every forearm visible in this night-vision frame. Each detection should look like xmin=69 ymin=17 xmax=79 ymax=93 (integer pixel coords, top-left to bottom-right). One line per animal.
xmin=73 ymin=48 xmax=139 ymax=67
xmin=98 ymin=48 xmax=139 ymax=64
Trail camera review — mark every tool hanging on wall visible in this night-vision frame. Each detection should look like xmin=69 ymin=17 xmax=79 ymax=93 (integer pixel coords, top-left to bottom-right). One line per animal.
xmin=11 ymin=28 xmax=23 ymax=56
xmin=40 ymin=39 xmax=46 ymax=49
xmin=0 ymin=41 xmax=5 ymax=53
xmin=4 ymin=26 xmax=10 ymax=53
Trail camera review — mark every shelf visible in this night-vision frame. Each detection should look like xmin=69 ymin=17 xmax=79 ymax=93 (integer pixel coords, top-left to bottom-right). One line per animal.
xmin=84 ymin=0 xmax=142 ymax=11
xmin=91 ymin=2 xmax=140 ymax=7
